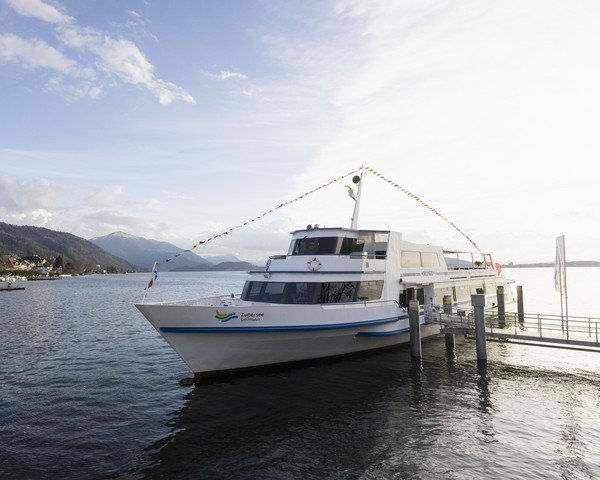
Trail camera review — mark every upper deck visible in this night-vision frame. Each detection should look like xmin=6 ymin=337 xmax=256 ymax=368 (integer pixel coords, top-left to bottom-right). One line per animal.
xmin=249 ymin=226 xmax=498 ymax=280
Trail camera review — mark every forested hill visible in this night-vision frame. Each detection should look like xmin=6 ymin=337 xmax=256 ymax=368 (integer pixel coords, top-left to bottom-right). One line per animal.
xmin=0 ymin=222 xmax=138 ymax=271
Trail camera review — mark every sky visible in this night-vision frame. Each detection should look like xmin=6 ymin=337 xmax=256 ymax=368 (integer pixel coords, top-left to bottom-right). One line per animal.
xmin=0 ymin=0 xmax=599 ymax=264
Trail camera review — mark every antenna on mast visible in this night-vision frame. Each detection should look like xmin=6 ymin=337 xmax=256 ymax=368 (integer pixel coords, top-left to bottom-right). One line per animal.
xmin=346 ymin=165 xmax=364 ymax=229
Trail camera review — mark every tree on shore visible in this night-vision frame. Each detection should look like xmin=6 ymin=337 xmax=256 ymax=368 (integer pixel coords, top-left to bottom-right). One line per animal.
xmin=53 ymin=255 xmax=65 ymax=272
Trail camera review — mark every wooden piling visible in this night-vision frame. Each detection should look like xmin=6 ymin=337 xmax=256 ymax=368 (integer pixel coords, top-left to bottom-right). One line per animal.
xmin=517 ymin=285 xmax=524 ymax=323
xmin=471 ymin=294 xmax=487 ymax=362
xmin=497 ymin=285 xmax=505 ymax=328
xmin=409 ymin=299 xmax=421 ymax=359
xmin=442 ymin=295 xmax=455 ymax=349
xmin=443 ymin=295 xmax=452 ymax=314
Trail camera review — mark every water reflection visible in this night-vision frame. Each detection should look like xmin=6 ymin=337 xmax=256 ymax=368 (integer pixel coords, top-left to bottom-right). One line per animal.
xmin=126 ymin=338 xmax=600 ymax=480
xmin=409 ymin=358 xmax=424 ymax=412
xmin=136 ymin=351 xmax=428 ymax=479
xmin=557 ymin=388 xmax=588 ymax=478
xmin=476 ymin=361 xmax=491 ymax=414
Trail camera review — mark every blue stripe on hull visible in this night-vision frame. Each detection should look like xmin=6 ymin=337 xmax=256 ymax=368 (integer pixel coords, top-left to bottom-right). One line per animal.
xmin=355 ymin=328 xmax=411 ymax=337
xmin=160 ymin=316 xmax=405 ymax=334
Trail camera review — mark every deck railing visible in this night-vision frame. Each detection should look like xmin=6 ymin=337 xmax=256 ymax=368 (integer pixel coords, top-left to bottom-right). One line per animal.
xmin=427 ymin=308 xmax=600 ymax=348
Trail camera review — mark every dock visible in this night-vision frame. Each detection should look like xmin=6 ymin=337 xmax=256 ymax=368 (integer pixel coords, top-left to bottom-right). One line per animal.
xmin=421 ymin=291 xmax=600 ymax=361
xmin=431 ymin=309 xmax=600 ymax=351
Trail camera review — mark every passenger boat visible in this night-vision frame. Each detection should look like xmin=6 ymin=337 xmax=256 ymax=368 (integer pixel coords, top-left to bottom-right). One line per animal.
xmin=136 ymin=172 xmax=514 ymax=377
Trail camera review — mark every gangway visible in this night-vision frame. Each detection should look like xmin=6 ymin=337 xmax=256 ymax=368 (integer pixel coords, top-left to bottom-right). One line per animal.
xmin=427 ymin=309 xmax=600 ymax=352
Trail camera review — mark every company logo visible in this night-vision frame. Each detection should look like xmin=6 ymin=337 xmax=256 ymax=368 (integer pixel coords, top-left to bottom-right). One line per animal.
xmin=215 ymin=310 xmax=239 ymax=322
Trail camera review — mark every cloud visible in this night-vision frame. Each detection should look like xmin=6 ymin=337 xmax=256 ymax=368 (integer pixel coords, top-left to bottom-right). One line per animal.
xmin=0 ymin=33 xmax=78 ymax=74
xmin=58 ymin=26 xmax=195 ymax=105
xmin=4 ymin=0 xmax=195 ymax=105
xmin=0 ymin=175 xmax=69 ymax=212
xmin=85 ymin=185 xmax=123 ymax=208
xmin=6 ymin=0 xmax=72 ymax=25
xmin=240 ymin=88 xmax=262 ymax=97
xmin=5 ymin=208 xmax=54 ymax=226
xmin=283 ymin=0 xmax=600 ymax=262
xmin=207 ymin=70 xmax=248 ymax=80
xmin=82 ymin=210 xmax=169 ymax=235
xmin=0 ymin=174 xmax=162 ymax=239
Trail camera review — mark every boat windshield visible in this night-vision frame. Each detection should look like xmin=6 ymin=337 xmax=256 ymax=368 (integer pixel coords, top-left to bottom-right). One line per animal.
xmin=289 ymin=237 xmax=363 ymax=256
xmin=241 ymin=280 xmax=384 ymax=304
xmin=288 ymin=233 xmax=388 ymax=259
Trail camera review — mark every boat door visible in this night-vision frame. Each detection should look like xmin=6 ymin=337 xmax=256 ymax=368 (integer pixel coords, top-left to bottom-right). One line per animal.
xmin=423 ymin=284 xmax=435 ymax=314
xmin=399 ymin=286 xmax=424 ymax=309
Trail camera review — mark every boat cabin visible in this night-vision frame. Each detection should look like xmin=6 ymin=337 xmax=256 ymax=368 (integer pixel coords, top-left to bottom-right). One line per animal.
xmin=240 ymin=226 xmax=508 ymax=310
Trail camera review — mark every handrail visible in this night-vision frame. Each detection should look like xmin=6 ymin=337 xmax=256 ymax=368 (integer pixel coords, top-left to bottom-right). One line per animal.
xmin=430 ymin=308 xmax=600 ymax=346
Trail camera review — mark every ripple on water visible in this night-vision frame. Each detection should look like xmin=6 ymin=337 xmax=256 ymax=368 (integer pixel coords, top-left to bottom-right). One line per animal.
xmin=1 ymin=272 xmax=600 ymax=479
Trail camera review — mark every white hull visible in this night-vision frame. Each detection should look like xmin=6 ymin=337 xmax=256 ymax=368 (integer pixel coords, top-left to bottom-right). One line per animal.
xmin=136 ymin=301 xmax=437 ymax=375
xmin=135 ymin=223 xmax=514 ymax=378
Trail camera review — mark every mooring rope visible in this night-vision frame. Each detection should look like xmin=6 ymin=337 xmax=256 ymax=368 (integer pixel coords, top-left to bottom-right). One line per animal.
xmin=363 ymin=165 xmax=480 ymax=251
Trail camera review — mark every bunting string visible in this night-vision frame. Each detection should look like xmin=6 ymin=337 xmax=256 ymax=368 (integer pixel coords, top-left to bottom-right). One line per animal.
xmin=145 ymin=164 xmax=481 ymax=293
xmin=363 ymin=165 xmax=481 ymax=251
xmin=160 ymin=167 xmax=361 ymax=265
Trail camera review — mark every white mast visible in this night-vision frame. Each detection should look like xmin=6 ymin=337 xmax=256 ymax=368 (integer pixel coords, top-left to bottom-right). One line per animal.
xmin=349 ymin=165 xmax=364 ymax=230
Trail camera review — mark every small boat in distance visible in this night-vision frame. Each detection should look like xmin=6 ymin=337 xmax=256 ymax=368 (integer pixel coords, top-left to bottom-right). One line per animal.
xmin=136 ymin=170 xmax=515 ymax=378
xmin=0 ymin=282 xmax=26 ymax=291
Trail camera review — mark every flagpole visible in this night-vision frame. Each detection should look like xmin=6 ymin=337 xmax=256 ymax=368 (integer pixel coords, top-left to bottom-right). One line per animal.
xmin=563 ymin=237 xmax=569 ymax=339
xmin=142 ymin=261 xmax=158 ymax=303
xmin=559 ymin=239 xmax=564 ymax=333
xmin=555 ymin=235 xmax=566 ymax=334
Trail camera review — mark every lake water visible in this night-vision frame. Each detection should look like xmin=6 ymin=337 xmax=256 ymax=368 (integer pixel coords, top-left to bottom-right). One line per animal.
xmin=1 ymin=268 xmax=599 ymax=479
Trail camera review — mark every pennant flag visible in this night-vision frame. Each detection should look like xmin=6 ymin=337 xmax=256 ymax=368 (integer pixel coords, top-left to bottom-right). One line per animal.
xmin=146 ymin=263 xmax=158 ymax=290
xmin=142 ymin=166 xmax=362 ymax=293
xmin=363 ymin=165 xmax=480 ymax=251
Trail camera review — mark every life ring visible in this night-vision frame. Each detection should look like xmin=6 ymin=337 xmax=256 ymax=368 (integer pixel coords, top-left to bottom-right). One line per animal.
xmin=307 ymin=258 xmax=322 ymax=271
xmin=495 ymin=262 xmax=502 ymax=275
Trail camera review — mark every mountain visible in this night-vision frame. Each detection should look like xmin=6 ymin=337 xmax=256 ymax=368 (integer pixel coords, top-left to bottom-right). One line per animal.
xmin=0 ymin=222 xmax=137 ymax=272
xmin=171 ymin=261 xmax=261 ymax=272
xmin=90 ymin=231 xmax=213 ymax=271
xmin=204 ymin=254 xmax=241 ymax=265
xmin=504 ymin=261 xmax=600 ymax=268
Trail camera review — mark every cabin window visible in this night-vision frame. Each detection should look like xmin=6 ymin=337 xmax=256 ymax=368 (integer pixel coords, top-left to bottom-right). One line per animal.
xmin=360 ymin=233 xmax=388 ymax=259
xmin=401 ymin=251 xmax=421 ymax=268
xmin=262 ymin=282 xmax=286 ymax=303
xmin=421 ymin=252 xmax=440 ymax=267
xmin=319 ymin=282 xmax=357 ymax=303
xmin=289 ymin=236 xmax=368 ymax=256
xmin=243 ymin=281 xmax=264 ymax=301
xmin=241 ymin=280 xmax=384 ymax=304
xmin=357 ymin=280 xmax=384 ymax=301
xmin=289 ymin=234 xmax=388 ymax=258
xmin=291 ymin=237 xmax=339 ymax=255
xmin=341 ymin=238 xmax=364 ymax=255
xmin=286 ymin=282 xmax=320 ymax=304
xmin=473 ymin=253 xmax=486 ymax=269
